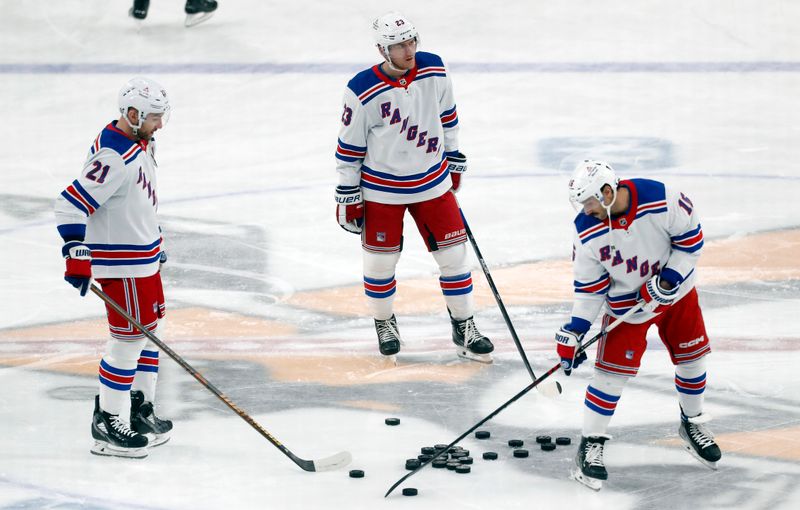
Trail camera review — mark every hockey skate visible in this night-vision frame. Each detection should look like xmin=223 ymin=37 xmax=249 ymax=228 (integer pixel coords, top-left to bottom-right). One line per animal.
xmin=571 ymin=435 xmax=611 ymax=491
xmin=91 ymin=395 xmax=149 ymax=459
xmin=679 ymin=412 xmax=721 ymax=470
xmin=450 ymin=313 xmax=494 ymax=363
xmin=185 ymin=0 xmax=217 ymax=27
xmin=375 ymin=315 xmax=401 ymax=357
xmin=131 ymin=390 xmax=173 ymax=447
xmin=129 ymin=0 xmax=149 ymax=20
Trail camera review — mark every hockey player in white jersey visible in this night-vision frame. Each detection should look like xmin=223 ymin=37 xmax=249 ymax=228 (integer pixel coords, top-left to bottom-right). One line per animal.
xmin=54 ymin=77 xmax=174 ymax=458
xmin=555 ymin=160 xmax=721 ymax=490
xmin=334 ymin=11 xmax=493 ymax=363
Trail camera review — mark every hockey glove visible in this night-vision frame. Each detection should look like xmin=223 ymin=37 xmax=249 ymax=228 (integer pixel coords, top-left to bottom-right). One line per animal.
xmin=555 ymin=326 xmax=587 ymax=376
xmin=335 ymin=185 xmax=364 ymax=234
xmin=639 ymin=274 xmax=678 ymax=313
xmin=446 ymin=151 xmax=467 ymax=192
xmin=62 ymin=241 xmax=92 ymax=296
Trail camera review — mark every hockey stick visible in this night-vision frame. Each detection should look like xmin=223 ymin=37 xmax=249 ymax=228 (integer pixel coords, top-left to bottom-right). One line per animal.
xmin=90 ymin=283 xmax=351 ymax=472
xmin=385 ymin=302 xmax=644 ymax=497
xmin=459 ymin=208 xmax=562 ymax=397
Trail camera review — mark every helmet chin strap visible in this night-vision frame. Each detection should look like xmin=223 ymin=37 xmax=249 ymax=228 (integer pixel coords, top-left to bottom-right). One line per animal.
xmin=603 ymin=187 xmax=619 ymax=251
xmin=122 ymin=109 xmax=143 ymax=136
xmin=380 ymin=47 xmax=405 ymax=74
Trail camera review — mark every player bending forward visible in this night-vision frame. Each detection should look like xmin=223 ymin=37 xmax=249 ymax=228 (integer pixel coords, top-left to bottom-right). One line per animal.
xmin=334 ymin=12 xmax=493 ymax=362
xmin=54 ymin=77 xmax=174 ymax=458
xmin=555 ymin=160 xmax=721 ymax=490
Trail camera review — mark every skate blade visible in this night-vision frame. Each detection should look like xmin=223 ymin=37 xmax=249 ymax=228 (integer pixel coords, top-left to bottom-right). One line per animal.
xmin=456 ymin=348 xmax=493 ymax=364
xmin=146 ymin=432 xmax=171 ymax=448
xmin=570 ymin=466 xmax=603 ymax=491
xmin=681 ymin=443 xmax=718 ymax=470
xmin=90 ymin=441 xmax=148 ymax=459
xmin=185 ymin=12 xmax=215 ymax=27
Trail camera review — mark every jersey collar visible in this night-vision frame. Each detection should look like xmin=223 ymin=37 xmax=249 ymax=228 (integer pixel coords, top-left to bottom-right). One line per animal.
xmin=372 ymin=63 xmax=418 ymax=89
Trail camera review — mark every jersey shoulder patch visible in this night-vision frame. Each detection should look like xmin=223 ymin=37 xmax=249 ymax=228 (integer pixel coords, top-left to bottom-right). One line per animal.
xmin=574 ymin=213 xmax=608 ymax=245
xmin=347 ymin=66 xmax=384 ymax=98
xmin=628 ymin=178 xmax=668 ymax=219
xmin=415 ymin=51 xmax=445 ymax=69
xmin=90 ymin=122 xmax=143 ymax=165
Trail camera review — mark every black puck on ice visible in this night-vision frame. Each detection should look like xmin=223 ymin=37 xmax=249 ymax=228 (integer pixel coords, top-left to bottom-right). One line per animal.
xmin=402 ymin=488 xmax=418 ymax=496
xmin=513 ymin=449 xmax=529 ymax=458
xmin=349 ymin=469 xmax=365 ymax=478
xmin=446 ymin=461 xmax=460 ymax=470
xmin=556 ymin=437 xmax=572 ymax=446
xmin=459 ymin=456 xmax=474 ymax=465
xmin=432 ymin=459 xmax=448 ymax=468
xmin=417 ymin=454 xmax=433 ymax=462
xmin=405 ymin=459 xmax=421 ymax=470
xmin=536 ymin=435 xmax=552 ymax=444
xmin=450 ymin=450 xmax=468 ymax=458
xmin=455 ymin=465 xmax=471 ymax=474
xmin=434 ymin=443 xmax=449 ymax=451
xmin=385 ymin=417 xmax=400 ymax=426
xmin=420 ymin=446 xmax=436 ymax=455
xmin=541 ymin=442 xmax=557 ymax=451
xmin=482 ymin=452 xmax=498 ymax=460
xmin=508 ymin=439 xmax=524 ymax=448
xmin=475 ymin=430 xmax=491 ymax=439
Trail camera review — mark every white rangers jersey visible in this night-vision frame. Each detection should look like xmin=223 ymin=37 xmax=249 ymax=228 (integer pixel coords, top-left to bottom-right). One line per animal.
xmin=569 ymin=178 xmax=704 ymax=327
xmin=54 ymin=121 xmax=162 ymax=279
xmin=335 ymin=51 xmax=460 ymax=205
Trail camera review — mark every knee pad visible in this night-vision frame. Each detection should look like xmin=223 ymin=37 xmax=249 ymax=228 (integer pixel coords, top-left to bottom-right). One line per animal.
xmin=432 ymin=243 xmax=469 ymax=277
xmin=105 ymin=337 xmax=148 ymax=367
xmin=675 ymin=357 xmax=707 ymax=380
xmin=363 ymin=250 xmax=400 ymax=279
xmin=591 ymin=368 xmax=628 ymax=396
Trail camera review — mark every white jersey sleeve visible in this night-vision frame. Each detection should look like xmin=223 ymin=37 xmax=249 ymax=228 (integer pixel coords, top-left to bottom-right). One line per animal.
xmin=660 ymin=187 xmax=704 ymax=287
xmin=438 ymin=58 xmax=460 ymax=154
xmin=54 ymin=148 xmax=129 ymax=239
xmin=335 ymin=87 xmax=371 ymax=188
xmin=569 ymin=228 xmax=608 ymax=330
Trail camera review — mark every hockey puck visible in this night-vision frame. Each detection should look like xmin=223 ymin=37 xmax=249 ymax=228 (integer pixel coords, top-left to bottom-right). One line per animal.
xmin=508 ymin=439 xmax=524 ymax=448
xmin=459 ymin=456 xmax=474 ymax=465
xmin=536 ymin=435 xmax=552 ymax=444
xmin=475 ymin=430 xmax=491 ymax=439
xmin=402 ymin=488 xmax=418 ymax=496
xmin=417 ymin=454 xmax=433 ymax=462
xmin=482 ymin=452 xmax=498 ymax=460
xmin=450 ymin=450 xmax=468 ymax=458
xmin=556 ymin=437 xmax=572 ymax=446
xmin=434 ymin=443 xmax=449 ymax=451
xmin=349 ymin=469 xmax=365 ymax=478
xmin=513 ymin=449 xmax=529 ymax=458
xmin=446 ymin=461 xmax=460 ymax=470
xmin=448 ymin=446 xmax=463 ymax=453
xmin=420 ymin=446 xmax=436 ymax=455
xmin=432 ymin=459 xmax=448 ymax=468
xmin=455 ymin=465 xmax=471 ymax=474
xmin=405 ymin=459 xmax=421 ymax=470
xmin=385 ymin=417 xmax=400 ymax=426
xmin=541 ymin=442 xmax=557 ymax=451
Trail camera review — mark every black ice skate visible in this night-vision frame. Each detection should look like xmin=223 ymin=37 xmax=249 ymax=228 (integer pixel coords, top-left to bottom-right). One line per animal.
xmin=571 ymin=435 xmax=610 ymax=491
xmin=679 ymin=412 xmax=721 ymax=470
xmin=91 ymin=395 xmax=149 ymax=459
xmin=450 ymin=313 xmax=494 ymax=363
xmin=185 ymin=0 xmax=218 ymax=27
xmin=129 ymin=0 xmax=149 ymax=20
xmin=375 ymin=315 xmax=401 ymax=357
xmin=131 ymin=390 xmax=173 ymax=447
